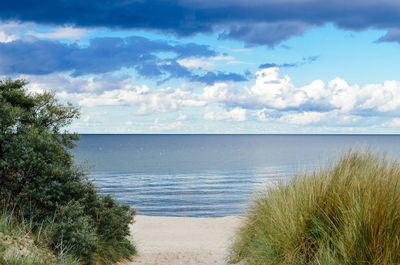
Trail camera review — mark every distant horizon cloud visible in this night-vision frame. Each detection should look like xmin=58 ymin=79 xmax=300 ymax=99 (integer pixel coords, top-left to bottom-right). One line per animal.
xmin=16 ymin=67 xmax=400 ymax=131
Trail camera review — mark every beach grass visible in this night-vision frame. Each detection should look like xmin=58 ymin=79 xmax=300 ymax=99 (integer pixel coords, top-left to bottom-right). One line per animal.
xmin=0 ymin=208 xmax=80 ymax=265
xmin=229 ymin=149 xmax=400 ymax=265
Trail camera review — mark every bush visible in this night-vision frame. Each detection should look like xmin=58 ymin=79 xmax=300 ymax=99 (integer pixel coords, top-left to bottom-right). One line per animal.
xmin=95 ymin=195 xmax=135 ymax=241
xmin=50 ymin=201 xmax=98 ymax=260
xmin=230 ymin=150 xmax=400 ymax=265
xmin=0 ymin=79 xmax=136 ymax=264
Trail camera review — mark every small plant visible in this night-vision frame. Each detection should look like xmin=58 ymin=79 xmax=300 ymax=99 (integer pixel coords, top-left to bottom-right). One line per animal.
xmin=0 ymin=208 xmax=80 ymax=265
xmin=230 ymin=150 xmax=400 ymax=265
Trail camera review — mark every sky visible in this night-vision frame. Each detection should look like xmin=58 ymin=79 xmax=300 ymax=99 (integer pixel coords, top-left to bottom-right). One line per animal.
xmin=1 ymin=0 xmax=400 ymax=134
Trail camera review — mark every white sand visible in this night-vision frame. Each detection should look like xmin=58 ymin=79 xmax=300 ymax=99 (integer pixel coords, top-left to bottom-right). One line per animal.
xmin=122 ymin=215 xmax=242 ymax=265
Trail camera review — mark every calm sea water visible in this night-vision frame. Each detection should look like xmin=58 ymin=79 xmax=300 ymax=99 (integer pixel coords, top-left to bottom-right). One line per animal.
xmin=73 ymin=135 xmax=400 ymax=217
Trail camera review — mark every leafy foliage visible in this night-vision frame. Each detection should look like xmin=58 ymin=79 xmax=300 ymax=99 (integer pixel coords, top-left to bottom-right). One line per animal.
xmin=0 ymin=79 xmax=135 ymax=264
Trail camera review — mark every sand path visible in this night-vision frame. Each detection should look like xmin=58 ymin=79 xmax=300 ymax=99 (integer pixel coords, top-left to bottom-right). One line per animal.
xmin=122 ymin=215 xmax=242 ymax=265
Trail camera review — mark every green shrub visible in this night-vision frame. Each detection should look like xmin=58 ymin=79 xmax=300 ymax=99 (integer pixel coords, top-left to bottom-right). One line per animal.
xmin=50 ymin=201 xmax=98 ymax=260
xmin=96 ymin=195 xmax=135 ymax=242
xmin=0 ymin=79 xmax=136 ymax=264
xmin=230 ymin=150 xmax=400 ymax=265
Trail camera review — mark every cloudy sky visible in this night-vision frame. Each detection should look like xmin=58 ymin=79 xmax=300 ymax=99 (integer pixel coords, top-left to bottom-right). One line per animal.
xmin=2 ymin=0 xmax=400 ymax=133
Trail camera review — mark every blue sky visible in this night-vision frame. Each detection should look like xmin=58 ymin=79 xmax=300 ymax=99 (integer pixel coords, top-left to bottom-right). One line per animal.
xmin=2 ymin=0 xmax=400 ymax=133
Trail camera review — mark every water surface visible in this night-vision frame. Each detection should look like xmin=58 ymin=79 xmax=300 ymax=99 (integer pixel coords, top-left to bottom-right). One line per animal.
xmin=74 ymin=134 xmax=400 ymax=217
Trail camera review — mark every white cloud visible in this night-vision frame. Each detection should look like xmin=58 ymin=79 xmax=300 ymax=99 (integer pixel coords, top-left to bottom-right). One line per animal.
xmin=178 ymin=113 xmax=188 ymax=120
xmin=279 ymin=111 xmax=325 ymax=125
xmin=16 ymin=67 xmax=400 ymax=130
xmin=246 ymin=67 xmax=307 ymax=109
xmin=151 ymin=119 xmax=183 ymax=130
xmin=23 ymin=74 xmax=207 ymax=115
xmin=177 ymin=54 xmax=238 ymax=70
xmin=27 ymin=27 xmax=91 ymax=40
xmin=82 ymin=114 xmax=91 ymax=122
xmin=257 ymin=108 xmax=279 ymax=121
xmin=0 ymin=21 xmax=35 ymax=43
xmin=177 ymin=58 xmax=215 ymax=70
xmin=204 ymin=107 xmax=246 ymax=121
xmin=201 ymin=82 xmax=237 ymax=102
xmin=242 ymin=67 xmax=400 ymax=116
xmin=0 ymin=31 xmax=19 ymax=43
xmin=209 ymin=54 xmax=235 ymax=61
xmin=387 ymin=118 xmax=400 ymax=127
xmin=0 ymin=22 xmax=91 ymax=43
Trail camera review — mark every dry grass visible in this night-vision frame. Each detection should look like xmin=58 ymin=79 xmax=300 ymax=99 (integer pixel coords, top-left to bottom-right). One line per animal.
xmin=230 ymin=150 xmax=400 ymax=265
xmin=0 ymin=209 xmax=80 ymax=265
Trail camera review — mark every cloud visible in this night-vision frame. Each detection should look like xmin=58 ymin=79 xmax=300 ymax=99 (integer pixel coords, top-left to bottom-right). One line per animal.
xmin=204 ymin=107 xmax=246 ymax=121
xmin=18 ymin=67 xmax=400 ymax=127
xmin=27 ymin=26 xmax=92 ymax=40
xmin=175 ymin=54 xmax=238 ymax=71
xmin=178 ymin=113 xmax=188 ymax=120
xmin=151 ymin=119 xmax=183 ymax=130
xmin=0 ymin=21 xmax=34 ymax=43
xmin=2 ymin=1 xmax=400 ymax=46
xmin=259 ymin=63 xmax=297 ymax=69
xmin=218 ymin=21 xmax=310 ymax=47
xmin=279 ymin=111 xmax=326 ymax=125
xmin=190 ymin=71 xmax=247 ymax=85
xmin=0 ymin=36 xmax=246 ymax=84
xmin=257 ymin=108 xmax=280 ymax=121
xmin=387 ymin=118 xmax=400 ymax=127
xmin=258 ymin=56 xmax=319 ymax=69
xmin=239 ymin=67 xmax=400 ymax=115
xmin=0 ymin=31 xmax=18 ymax=43
xmin=177 ymin=58 xmax=216 ymax=70
xmin=23 ymin=74 xmax=207 ymax=115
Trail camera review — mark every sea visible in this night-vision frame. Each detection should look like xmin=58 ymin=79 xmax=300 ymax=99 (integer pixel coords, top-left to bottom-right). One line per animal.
xmin=73 ymin=135 xmax=400 ymax=217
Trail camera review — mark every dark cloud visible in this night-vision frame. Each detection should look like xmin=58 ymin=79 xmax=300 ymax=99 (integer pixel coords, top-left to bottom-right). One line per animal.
xmin=304 ymin=56 xmax=319 ymax=63
xmin=218 ymin=22 xmax=309 ymax=47
xmin=0 ymin=36 xmax=246 ymax=84
xmin=2 ymin=0 xmax=400 ymax=45
xmin=258 ymin=56 xmax=319 ymax=69
xmin=376 ymin=28 xmax=400 ymax=43
xmin=258 ymin=63 xmax=296 ymax=69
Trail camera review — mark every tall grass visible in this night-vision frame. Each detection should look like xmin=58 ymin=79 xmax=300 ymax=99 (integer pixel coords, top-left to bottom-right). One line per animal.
xmin=230 ymin=150 xmax=400 ymax=265
xmin=0 ymin=208 xmax=80 ymax=265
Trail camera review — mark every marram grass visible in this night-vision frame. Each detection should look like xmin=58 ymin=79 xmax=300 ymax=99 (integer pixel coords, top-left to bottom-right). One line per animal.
xmin=229 ymin=150 xmax=400 ymax=265
xmin=0 ymin=209 xmax=80 ymax=265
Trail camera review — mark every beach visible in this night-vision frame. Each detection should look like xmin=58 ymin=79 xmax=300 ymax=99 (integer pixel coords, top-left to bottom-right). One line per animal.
xmin=124 ymin=215 xmax=242 ymax=265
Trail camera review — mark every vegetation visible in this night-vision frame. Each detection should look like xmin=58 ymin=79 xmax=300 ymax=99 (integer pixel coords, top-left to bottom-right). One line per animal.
xmin=230 ymin=150 xmax=400 ymax=265
xmin=0 ymin=207 xmax=80 ymax=265
xmin=0 ymin=79 xmax=136 ymax=264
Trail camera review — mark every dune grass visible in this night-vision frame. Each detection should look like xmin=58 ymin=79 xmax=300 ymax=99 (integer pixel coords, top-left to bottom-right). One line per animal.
xmin=230 ymin=150 xmax=400 ymax=265
xmin=0 ymin=208 xmax=80 ymax=265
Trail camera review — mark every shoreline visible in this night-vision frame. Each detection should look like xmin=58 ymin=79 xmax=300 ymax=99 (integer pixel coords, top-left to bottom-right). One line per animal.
xmin=124 ymin=215 xmax=242 ymax=265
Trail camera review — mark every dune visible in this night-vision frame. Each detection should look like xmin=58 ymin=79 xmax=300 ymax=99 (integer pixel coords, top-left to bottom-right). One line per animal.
xmin=123 ymin=215 xmax=242 ymax=265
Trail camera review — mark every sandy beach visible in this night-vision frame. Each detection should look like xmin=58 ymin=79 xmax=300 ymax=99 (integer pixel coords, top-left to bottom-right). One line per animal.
xmin=123 ymin=215 xmax=242 ymax=265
